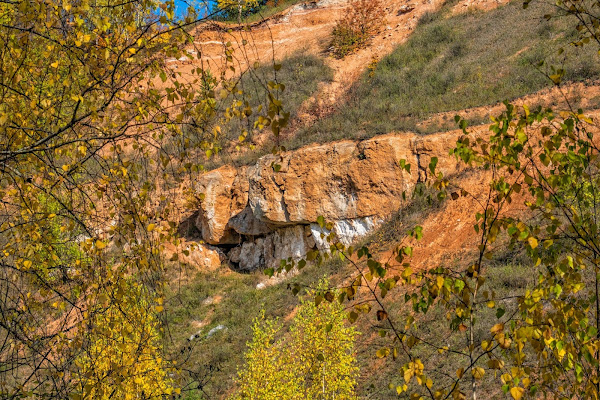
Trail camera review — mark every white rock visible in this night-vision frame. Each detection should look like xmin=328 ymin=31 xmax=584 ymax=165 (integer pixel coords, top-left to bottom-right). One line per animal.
xmin=207 ymin=325 xmax=226 ymax=337
xmin=311 ymin=216 xmax=379 ymax=250
xmin=237 ymin=238 xmax=266 ymax=271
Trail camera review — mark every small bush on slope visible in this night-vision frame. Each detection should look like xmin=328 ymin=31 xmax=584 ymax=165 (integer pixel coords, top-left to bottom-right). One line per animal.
xmin=330 ymin=0 xmax=386 ymax=58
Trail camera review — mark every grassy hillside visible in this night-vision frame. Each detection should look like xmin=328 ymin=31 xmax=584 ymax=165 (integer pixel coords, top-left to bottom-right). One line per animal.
xmin=167 ymin=1 xmax=600 ymax=399
xmin=291 ymin=0 xmax=600 ymax=144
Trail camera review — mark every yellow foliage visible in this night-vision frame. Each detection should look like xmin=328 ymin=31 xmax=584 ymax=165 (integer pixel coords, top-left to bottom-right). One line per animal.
xmin=217 ymin=0 xmax=260 ymax=10
xmin=233 ymin=280 xmax=359 ymax=400
xmin=73 ymin=281 xmax=174 ymax=399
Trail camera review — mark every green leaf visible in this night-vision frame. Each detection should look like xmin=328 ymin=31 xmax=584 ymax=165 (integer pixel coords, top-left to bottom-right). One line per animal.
xmin=429 ymin=157 xmax=438 ymax=174
xmin=496 ymin=308 xmax=505 ymax=319
xmin=317 ymin=215 xmax=325 ymax=228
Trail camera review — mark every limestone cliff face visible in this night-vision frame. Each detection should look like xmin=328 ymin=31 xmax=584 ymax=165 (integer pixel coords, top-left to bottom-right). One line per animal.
xmin=190 ymin=131 xmax=464 ymax=271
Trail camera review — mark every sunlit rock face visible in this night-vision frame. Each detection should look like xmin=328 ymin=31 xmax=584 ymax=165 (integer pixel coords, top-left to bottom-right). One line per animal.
xmin=247 ymin=135 xmax=416 ymax=225
xmin=194 ymin=165 xmax=247 ymax=245
xmin=188 ymin=131 xmax=465 ymax=271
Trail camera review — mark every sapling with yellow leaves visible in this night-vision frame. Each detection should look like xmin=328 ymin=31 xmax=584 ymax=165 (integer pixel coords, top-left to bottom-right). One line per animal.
xmin=232 ymin=280 xmax=359 ymax=400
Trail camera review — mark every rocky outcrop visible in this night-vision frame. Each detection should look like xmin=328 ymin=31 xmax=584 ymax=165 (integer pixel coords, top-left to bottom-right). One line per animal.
xmin=163 ymin=241 xmax=225 ymax=271
xmin=248 ymin=133 xmax=461 ymax=225
xmin=229 ymin=225 xmax=315 ymax=271
xmin=194 ymin=165 xmax=249 ymax=245
xmin=186 ymin=131 xmax=465 ymax=271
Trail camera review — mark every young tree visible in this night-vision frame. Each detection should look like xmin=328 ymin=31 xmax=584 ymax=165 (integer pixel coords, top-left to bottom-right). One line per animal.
xmin=232 ymin=312 xmax=303 ymax=400
xmin=232 ymin=281 xmax=359 ymax=400
xmin=290 ymin=283 xmax=359 ymax=400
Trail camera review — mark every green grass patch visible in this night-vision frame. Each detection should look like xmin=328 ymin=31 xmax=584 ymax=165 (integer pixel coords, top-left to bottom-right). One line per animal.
xmin=291 ymin=0 xmax=600 ymax=144
xmin=207 ymin=52 xmax=333 ymax=167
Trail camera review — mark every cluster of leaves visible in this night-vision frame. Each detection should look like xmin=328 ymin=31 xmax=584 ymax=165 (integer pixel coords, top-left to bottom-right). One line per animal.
xmin=330 ymin=0 xmax=386 ymax=58
xmin=73 ymin=280 xmax=176 ymax=399
xmin=232 ymin=280 xmax=359 ymax=400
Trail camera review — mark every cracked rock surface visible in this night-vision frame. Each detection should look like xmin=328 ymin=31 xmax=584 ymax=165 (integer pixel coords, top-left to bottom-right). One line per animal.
xmin=191 ymin=131 xmax=465 ymax=271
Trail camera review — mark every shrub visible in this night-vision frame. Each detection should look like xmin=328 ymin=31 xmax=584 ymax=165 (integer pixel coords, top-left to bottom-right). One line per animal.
xmin=214 ymin=0 xmax=289 ymax=21
xmin=330 ymin=0 xmax=386 ymax=58
xmin=231 ymin=280 xmax=359 ymax=399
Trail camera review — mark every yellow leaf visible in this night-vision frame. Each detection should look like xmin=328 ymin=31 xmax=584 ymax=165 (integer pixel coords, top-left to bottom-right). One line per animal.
xmin=510 ymin=387 xmax=524 ymax=400
xmin=51 ymin=61 xmax=59 ymax=68
xmin=22 ymin=260 xmax=32 ymax=269
xmin=376 ymin=347 xmax=390 ymax=358
xmin=456 ymin=367 xmax=464 ymax=378
xmin=155 ymin=305 xmax=164 ymax=312
xmin=436 ymin=276 xmax=444 ymax=289
xmin=147 ymin=223 xmax=155 ymax=232
xmin=472 ymin=367 xmax=485 ymax=379
xmin=528 ymin=236 xmax=538 ymax=249
xmin=96 ymin=240 xmax=107 ymax=249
